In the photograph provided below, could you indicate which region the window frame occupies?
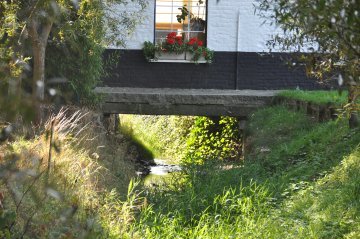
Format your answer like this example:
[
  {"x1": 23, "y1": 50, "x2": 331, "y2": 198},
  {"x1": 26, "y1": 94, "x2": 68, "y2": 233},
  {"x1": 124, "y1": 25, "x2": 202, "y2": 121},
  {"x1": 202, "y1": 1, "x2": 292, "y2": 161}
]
[{"x1": 153, "y1": 0, "x2": 208, "y2": 46}]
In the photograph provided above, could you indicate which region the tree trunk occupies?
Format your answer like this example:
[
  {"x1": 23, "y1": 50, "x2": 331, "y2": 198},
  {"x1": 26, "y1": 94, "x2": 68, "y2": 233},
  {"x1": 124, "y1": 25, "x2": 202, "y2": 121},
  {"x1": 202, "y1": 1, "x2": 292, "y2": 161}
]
[
  {"x1": 27, "y1": 17, "x2": 53, "y2": 123},
  {"x1": 31, "y1": 41, "x2": 46, "y2": 100},
  {"x1": 348, "y1": 84, "x2": 359, "y2": 128}
]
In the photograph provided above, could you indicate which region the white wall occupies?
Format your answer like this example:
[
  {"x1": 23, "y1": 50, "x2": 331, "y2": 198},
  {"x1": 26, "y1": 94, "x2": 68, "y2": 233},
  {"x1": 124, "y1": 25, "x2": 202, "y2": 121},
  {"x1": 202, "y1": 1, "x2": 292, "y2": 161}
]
[
  {"x1": 208, "y1": 0, "x2": 280, "y2": 52},
  {"x1": 111, "y1": 0, "x2": 279, "y2": 52},
  {"x1": 125, "y1": 2, "x2": 155, "y2": 50},
  {"x1": 107, "y1": 0, "x2": 155, "y2": 49}
]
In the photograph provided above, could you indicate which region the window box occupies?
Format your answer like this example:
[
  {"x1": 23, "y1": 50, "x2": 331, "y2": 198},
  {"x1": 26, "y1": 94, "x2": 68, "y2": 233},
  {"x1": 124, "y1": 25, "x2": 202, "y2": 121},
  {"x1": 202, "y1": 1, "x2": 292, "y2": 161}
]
[
  {"x1": 155, "y1": 52, "x2": 186, "y2": 61},
  {"x1": 143, "y1": 34, "x2": 213, "y2": 64},
  {"x1": 143, "y1": 33, "x2": 189, "y2": 62}
]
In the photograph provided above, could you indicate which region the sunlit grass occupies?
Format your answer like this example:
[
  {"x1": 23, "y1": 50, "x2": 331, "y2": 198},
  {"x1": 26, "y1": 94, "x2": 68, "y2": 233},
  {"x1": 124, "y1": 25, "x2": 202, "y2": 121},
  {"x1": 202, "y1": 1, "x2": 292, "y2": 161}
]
[
  {"x1": 278, "y1": 90, "x2": 348, "y2": 105},
  {"x1": 124, "y1": 106, "x2": 359, "y2": 238},
  {"x1": 120, "y1": 114, "x2": 195, "y2": 163},
  {"x1": 2, "y1": 106, "x2": 358, "y2": 238}
]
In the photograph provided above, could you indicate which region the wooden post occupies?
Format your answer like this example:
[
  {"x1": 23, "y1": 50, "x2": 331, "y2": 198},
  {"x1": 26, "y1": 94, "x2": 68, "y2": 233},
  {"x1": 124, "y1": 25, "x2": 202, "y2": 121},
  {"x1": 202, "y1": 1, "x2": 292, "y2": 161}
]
[
  {"x1": 115, "y1": 114, "x2": 120, "y2": 133},
  {"x1": 103, "y1": 113, "x2": 111, "y2": 133},
  {"x1": 103, "y1": 114, "x2": 120, "y2": 134},
  {"x1": 238, "y1": 117, "x2": 247, "y2": 160}
]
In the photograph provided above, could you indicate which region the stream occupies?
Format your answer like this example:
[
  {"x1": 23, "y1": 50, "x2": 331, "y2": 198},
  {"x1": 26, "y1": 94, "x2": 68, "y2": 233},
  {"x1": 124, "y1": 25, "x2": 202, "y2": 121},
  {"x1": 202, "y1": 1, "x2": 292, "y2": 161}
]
[{"x1": 143, "y1": 159, "x2": 181, "y2": 185}]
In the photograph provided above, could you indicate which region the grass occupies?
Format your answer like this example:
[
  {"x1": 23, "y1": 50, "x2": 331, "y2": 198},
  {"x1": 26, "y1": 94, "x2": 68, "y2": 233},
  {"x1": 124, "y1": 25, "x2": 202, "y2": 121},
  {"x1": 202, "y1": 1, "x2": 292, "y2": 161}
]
[
  {"x1": 1, "y1": 106, "x2": 359, "y2": 238},
  {"x1": 0, "y1": 108, "x2": 142, "y2": 238},
  {"x1": 120, "y1": 115, "x2": 195, "y2": 163},
  {"x1": 117, "y1": 120, "x2": 155, "y2": 165},
  {"x1": 124, "y1": 106, "x2": 360, "y2": 238},
  {"x1": 278, "y1": 90, "x2": 348, "y2": 105},
  {"x1": 279, "y1": 148, "x2": 360, "y2": 238}
]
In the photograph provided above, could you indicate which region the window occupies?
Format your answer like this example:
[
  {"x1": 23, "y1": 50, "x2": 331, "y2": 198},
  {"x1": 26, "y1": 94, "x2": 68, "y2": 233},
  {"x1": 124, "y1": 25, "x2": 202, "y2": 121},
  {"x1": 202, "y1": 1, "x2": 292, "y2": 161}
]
[{"x1": 155, "y1": 0, "x2": 207, "y2": 44}]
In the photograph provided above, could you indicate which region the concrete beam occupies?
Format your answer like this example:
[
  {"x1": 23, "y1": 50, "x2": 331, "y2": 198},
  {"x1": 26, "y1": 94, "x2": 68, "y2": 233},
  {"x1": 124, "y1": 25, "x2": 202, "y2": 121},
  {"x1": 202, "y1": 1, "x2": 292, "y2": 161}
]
[{"x1": 95, "y1": 87, "x2": 280, "y2": 116}]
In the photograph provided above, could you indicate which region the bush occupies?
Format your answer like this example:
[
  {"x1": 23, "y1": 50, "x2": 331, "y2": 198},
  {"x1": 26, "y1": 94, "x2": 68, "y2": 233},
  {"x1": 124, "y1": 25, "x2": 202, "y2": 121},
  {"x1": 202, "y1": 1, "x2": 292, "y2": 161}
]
[{"x1": 184, "y1": 116, "x2": 242, "y2": 164}]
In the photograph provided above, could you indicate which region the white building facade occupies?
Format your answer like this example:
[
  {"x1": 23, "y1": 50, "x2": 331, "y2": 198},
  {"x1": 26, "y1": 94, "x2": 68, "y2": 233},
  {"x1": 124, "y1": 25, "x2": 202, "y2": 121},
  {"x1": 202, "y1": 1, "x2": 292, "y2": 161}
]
[{"x1": 103, "y1": 0, "x2": 323, "y2": 90}]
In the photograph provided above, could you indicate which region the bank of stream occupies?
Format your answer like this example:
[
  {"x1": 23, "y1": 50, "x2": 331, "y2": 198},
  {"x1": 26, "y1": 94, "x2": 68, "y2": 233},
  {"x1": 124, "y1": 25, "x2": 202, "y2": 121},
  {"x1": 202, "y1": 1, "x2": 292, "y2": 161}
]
[
  {"x1": 121, "y1": 114, "x2": 243, "y2": 182},
  {"x1": 113, "y1": 106, "x2": 360, "y2": 239}
]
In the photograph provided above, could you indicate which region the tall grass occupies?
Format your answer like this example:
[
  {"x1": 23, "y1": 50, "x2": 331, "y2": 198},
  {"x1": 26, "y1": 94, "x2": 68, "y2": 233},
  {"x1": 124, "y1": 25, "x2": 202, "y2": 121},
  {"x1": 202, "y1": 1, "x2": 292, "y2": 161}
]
[
  {"x1": 2, "y1": 106, "x2": 358, "y2": 238},
  {"x1": 0, "y1": 108, "x2": 141, "y2": 237}
]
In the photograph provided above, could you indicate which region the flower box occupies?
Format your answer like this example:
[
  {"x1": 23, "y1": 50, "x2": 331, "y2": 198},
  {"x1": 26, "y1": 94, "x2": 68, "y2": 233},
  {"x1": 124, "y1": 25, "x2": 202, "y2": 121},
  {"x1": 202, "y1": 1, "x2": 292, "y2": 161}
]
[
  {"x1": 155, "y1": 52, "x2": 186, "y2": 60},
  {"x1": 143, "y1": 32, "x2": 213, "y2": 64},
  {"x1": 185, "y1": 52, "x2": 206, "y2": 62}
]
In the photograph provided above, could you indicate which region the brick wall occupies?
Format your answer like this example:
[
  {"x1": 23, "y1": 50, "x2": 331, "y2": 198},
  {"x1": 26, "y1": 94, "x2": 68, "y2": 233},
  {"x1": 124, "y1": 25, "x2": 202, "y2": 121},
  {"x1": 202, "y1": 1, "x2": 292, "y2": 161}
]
[
  {"x1": 101, "y1": 49, "x2": 326, "y2": 90},
  {"x1": 236, "y1": 53, "x2": 321, "y2": 90}
]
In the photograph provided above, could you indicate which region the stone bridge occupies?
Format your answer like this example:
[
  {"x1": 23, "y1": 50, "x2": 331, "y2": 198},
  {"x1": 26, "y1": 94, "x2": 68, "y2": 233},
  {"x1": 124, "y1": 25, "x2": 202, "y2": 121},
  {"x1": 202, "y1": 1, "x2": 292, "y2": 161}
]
[{"x1": 95, "y1": 87, "x2": 280, "y2": 117}]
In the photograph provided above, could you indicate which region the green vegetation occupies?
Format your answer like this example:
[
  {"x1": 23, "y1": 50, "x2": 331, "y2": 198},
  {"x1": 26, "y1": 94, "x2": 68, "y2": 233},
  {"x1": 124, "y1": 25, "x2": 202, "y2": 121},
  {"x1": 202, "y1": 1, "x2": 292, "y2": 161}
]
[
  {"x1": 120, "y1": 115, "x2": 242, "y2": 164},
  {"x1": 0, "y1": 110, "x2": 141, "y2": 237},
  {"x1": 120, "y1": 115, "x2": 195, "y2": 162},
  {"x1": 278, "y1": 90, "x2": 348, "y2": 105},
  {"x1": 1, "y1": 106, "x2": 359, "y2": 237},
  {"x1": 123, "y1": 106, "x2": 359, "y2": 238},
  {"x1": 257, "y1": 0, "x2": 359, "y2": 126},
  {"x1": 0, "y1": 0, "x2": 147, "y2": 120},
  {"x1": 184, "y1": 116, "x2": 242, "y2": 164}
]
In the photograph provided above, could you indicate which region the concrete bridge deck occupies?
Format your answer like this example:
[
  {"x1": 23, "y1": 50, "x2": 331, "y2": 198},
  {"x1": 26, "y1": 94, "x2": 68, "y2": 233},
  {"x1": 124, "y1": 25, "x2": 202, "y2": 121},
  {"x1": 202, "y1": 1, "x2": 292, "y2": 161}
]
[{"x1": 95, "y1": 87, "x2": 281, "y2": 117}]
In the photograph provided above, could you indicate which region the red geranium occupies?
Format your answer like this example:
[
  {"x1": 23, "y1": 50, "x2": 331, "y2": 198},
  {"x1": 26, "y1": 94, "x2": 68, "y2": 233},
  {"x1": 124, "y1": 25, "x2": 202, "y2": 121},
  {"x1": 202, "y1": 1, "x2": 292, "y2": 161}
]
[
  {"x1": 161, "y1": 32, "x2": 185, "y2": 53},
  {"x1": 167, "y1": 32, "x2": 177, "y2": 39},
  {"x1": 166, "y1": 38, "x2": 175, "y2": 45},
  {"x1": 188, "y1": 37, "x2": 203, "y2": 47},
  {"x1": 175, "y1": 35, "x2": 183, "y2": 45},
  {"x1": 188, "y1": 38, "x2": 197, "y2": 46},
  {"x1": 165, "y1": 32, "x2": 183, "y2": 45}
]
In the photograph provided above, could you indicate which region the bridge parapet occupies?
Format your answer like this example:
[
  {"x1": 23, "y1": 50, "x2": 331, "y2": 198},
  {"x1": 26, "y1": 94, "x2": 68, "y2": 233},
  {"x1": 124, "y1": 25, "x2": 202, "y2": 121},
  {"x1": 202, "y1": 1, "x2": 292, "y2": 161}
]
[{"x1": 95, "y1": 87, "x2": 280, "y2": 117}]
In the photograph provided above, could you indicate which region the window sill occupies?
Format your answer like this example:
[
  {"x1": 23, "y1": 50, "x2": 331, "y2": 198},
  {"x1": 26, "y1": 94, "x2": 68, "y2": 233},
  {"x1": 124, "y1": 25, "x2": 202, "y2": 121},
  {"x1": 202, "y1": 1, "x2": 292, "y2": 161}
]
[{"x1": 148, "y1": 59, "x2": 208, "y2": 64}]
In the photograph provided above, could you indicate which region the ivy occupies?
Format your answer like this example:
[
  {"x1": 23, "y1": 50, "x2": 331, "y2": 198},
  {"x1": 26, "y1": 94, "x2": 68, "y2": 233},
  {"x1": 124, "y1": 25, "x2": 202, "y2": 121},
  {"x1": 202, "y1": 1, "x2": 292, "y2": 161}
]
[{"x1": 184, "y1": 117, "x2": 242, "y2": 164}]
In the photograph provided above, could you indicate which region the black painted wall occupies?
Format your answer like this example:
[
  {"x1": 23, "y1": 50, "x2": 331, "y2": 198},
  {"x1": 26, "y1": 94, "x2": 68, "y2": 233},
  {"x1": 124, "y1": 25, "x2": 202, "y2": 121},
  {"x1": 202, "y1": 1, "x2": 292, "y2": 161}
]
[{"x1": 101, "y1": 49, "x2": 326, "y2": 90}]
